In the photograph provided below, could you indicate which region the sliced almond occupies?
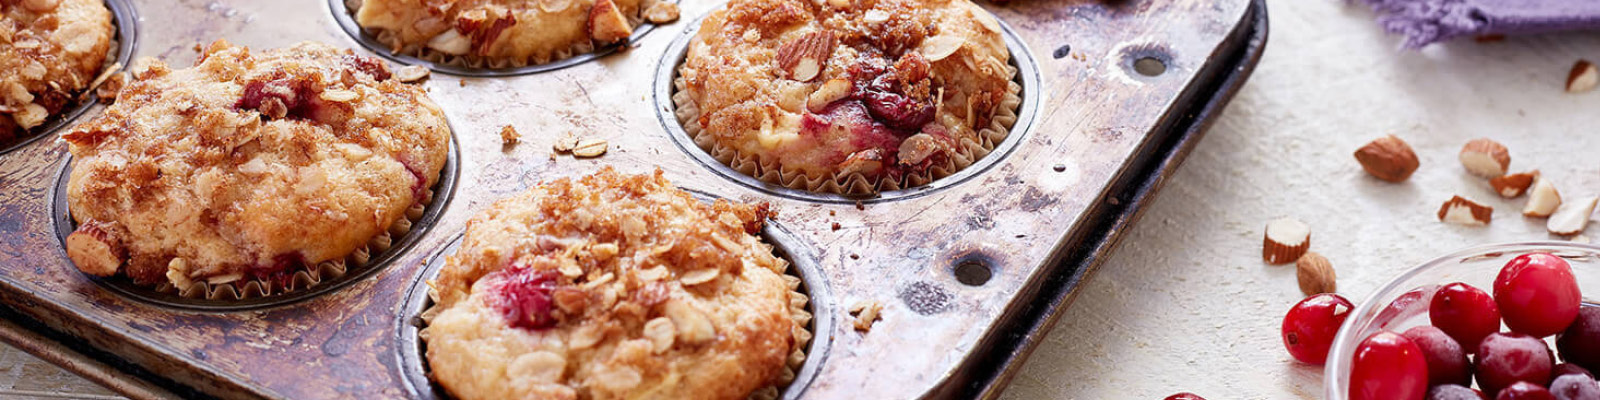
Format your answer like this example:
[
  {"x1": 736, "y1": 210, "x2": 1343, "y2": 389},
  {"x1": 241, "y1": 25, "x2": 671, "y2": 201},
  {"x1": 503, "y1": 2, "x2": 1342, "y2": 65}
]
[
  {"x1": 1353, "y1": 135, "x2": 1419, "y2": 183},
  {"x1": 643, "y1": 1, "x2": 680, "y2": 24},
  {"x1": 637, "y1": 265, "x2": 667, "y2": 281},
  {"x1": 572, "y1": 138, "x2": 608, "y2": 157},
  {"x1": 1262, "y1": 218, "x2": 1310, "y2": 265},
  {"x1": 1524, "y1": 178, "x2": 1562, "y2": 217},
  {"x1": 919, "y1": 34, "x2": 964, "y2": 62},
  {"x1": 863, "y1": 10, "x2": 890, "y2": 23},
  {"x1": 319, "y1": 89, "x2": 359, "y2": 102},
  {"x1": 806, "y1": 78, "x2": 851, "y2": 113},
  {"x1": 588, "y1": 0, "x2": 633, "y2": 44},
  {"x1": 643, "y1": 317, "x2": 676, "y2": 353},
  {"x1": 395, "y1": 65, "x2": 430, "y2": 83},
  {"x1": 776, "y1": 31, "x2": 836, "y2": 82},
  {"x1": 13, "y1": 103, "x2": 47, "y2": 129},
  {"x1": 426, "y1": 29, "x2": 472, "y2": 55},
  {"x1": 1549, "y1": 196, "x2": 1598, "y2": 236},
  {"x1": 66, "y1": 222, "x2": 123, "y2": 277},
  {"x1": 1490, "y1": 170, "x2": 1539, "y2": 198},
  {"x1": 1569, "y1": 60, "x2": 1599, "y2": 93},
  {"x1": 679, "y1": 268, "x2": 719, "y2": 285},
  {"x1": 1459, "y1": 138, "x2": 1510, "y2": 178},
  {"x1": 664, "y1": 300, "x2": 715, "y2": 345},
  {"x1": 1295, "y1": 252, "x2": 1336, "y2": 296},
  {"x1": 1438, "y1": 195, "x2": 1493, "y2": 226}
]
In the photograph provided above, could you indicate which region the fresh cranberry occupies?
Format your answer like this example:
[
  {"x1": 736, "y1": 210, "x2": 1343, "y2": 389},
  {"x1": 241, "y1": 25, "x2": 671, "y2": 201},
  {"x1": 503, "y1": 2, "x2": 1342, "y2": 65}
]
[
  {"x1": 1405, "y1": 325, "x2": 1473, "y2": 386},
  {"x1": 1429, "y1": 384, "x2": 1488, "y2": 400},
  {"x1": 1497, "y1": 382, "x2": 1556, "y2": 400},
  {"x1": 1495, "y1": 253, "x2": 1582, "y2": 338},
  {"x1": 1281, "y1": 293, "x2": 1353, "y2": 365},
  {"x1": 486, "y1": 267, "x2": 560, "y2": 330},
  {"x1": 1477, "y1": 332, "x2": 1557, "y2": 397},
  {"x1": 1350, "y1": 331, "x2": 1430, "y2": 400},
  {"x1": 1558, "y1": 307, "x2": 1600, "y2": 373},
  {"x1": 1550, "y1": 374, "x2": 1600, "y2": 400},
  {"x1": 1163, "y1": 393, "x2": 1205, "y2": 400},
  {"x1": 1432, "y1": 282, "x2": 1503, "y2": 353},
  {"x1": 1554, "y1": 363, "x2": 1594, "y2": 381}
]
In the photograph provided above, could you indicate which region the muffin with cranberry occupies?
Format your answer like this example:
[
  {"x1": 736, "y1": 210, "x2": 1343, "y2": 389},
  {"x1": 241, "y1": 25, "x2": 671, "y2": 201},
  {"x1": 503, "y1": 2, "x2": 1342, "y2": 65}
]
[
  {"x1": 354, "y1": 0, "x2": 666, "y2": 68},
  {"x1": 424, "y1": 168, "x2": 810, "y2": 400},
  {"x1": 61, "y1": 40, "x2": 450, "y2": 298},
  {"x1": 675, "y1": 0, "x2": 1019, "y2": 194},
  {"x1": 1, "y1": 0, "x2": 114, "y2": 145}
]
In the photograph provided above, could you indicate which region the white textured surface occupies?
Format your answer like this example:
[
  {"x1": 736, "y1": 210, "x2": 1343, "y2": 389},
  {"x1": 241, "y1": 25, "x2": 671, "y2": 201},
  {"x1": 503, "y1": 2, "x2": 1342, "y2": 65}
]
[{"x1": 1002, "y1": 0, "x2": 1600, "y2": 398}]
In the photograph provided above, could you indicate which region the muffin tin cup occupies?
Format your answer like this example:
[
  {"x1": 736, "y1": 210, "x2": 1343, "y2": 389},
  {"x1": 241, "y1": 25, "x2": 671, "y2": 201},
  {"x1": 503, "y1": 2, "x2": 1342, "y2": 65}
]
[
  {"x1": 47, "y1": 132, "x2": 460, "y2": 311},
  {"x1": 328, "y1": 0, "x2": 674, "y2": 77},
  {"x1": 0, "y1": 0, "x2": 140, "y2": 155},
  {"x1": 395, "y1": 201, "x2": 834, "y2": 400},
  {"x1": 652, "y1": 9, "x2": 1041, "y2": 203}
]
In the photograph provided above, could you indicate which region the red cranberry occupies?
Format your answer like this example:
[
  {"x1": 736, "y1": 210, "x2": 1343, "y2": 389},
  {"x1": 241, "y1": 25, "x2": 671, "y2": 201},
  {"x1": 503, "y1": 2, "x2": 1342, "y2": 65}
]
[
  {"x1": 343, "y1": 54, "x2": 391, "y2": 81},
  {"x1": 860, "y1": 90, "x2": 933, "y2": 131},
  {"x1": 1477, "y1": 332, "x2": 1557, "y2": 397},
  {"x1": 1350, "y1": 331, "x2": 1429, "y2": 400},
  {"x1": 1558, "y1": 308, "x2": 1600, "y2": 373},
  {"x1": 1550, "y1": 374, "x2": 1600, "y2": 400},
  {"x1": 1163, "y1": 393, "x2": 1205, "y2": 400},
  {"x1": 487, "y1": 267, "x2": 560, "y2": 330},
  {"x1": 1281, "y1": 293, "x2": 1353, "y2": 365},
  {"x1": 1432, "y1": 282, "x2": 1503, "y2": 353},
  {"x1": 1429, "y1": 384, "x2": 1489, "y2": 400},
  {"x1": 1404, "y1": 325, "x2": 1474, "y2": 386},
  {"x1": 1497, "y1": 382, "x2": 1556, "y2": 400},
  {"x1": 1495, "y1": 253, "x2": 1582, "y2": 338}
]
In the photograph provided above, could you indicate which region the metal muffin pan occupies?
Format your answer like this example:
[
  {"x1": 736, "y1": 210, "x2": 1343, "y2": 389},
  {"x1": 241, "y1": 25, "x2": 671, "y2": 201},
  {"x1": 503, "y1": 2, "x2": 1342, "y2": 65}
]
[
  {"x1": 0, "y1": 0, "x2": 139, "y2": 155},
  {"x1": 652, "y1": 11, "x2": 1041, "y2": 203},
  {"x1": 327, "y1": 0, "x2": 673, "y2": 77},
  {"x1": 46, "y1": 132, "x2": 460, "y2": 311},
  {"x1": 395, "y1": 210, "x2": 835, "y2": 400},
  {"x1": 0, "y1": 0, "x2": 1268, "y2": 398}
]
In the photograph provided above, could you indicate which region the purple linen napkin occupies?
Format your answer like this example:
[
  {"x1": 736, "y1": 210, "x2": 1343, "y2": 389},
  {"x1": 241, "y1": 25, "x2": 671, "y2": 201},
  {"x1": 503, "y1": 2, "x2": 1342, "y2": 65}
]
[{"x1": 1357, "y1": 0, "x2": 1600, "y2": 48}]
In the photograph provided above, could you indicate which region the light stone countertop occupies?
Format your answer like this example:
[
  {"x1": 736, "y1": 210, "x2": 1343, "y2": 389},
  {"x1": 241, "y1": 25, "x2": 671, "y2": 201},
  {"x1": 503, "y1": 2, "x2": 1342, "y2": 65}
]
[{"x1": 10, "y1": 0, "x2": 1600, "y2": 398}]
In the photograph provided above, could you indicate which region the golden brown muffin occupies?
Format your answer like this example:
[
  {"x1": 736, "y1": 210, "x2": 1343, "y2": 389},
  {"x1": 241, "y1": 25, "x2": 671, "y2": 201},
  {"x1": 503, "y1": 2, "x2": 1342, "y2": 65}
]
[
  {"x1": 675, "y1": 0, "x2": 1018, "y2": 194},
  {"x1": 425, "y1": 168, "x2": 809, "y2": 400},
  {"x1": 0, "y1": 0, "x2": 113, "y2": 144},
  {"x1": 61, "y1": 40, "x2": 450, "y2": 293},
  {"x1": 354, "y1": 0, "x2": 654, "y2": 67}
]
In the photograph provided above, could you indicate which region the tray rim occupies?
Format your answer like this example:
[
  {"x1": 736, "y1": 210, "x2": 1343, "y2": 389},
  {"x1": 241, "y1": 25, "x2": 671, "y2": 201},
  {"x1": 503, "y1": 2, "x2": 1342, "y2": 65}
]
[{"x1": 0, "y1": 0, "x2": 1271, "y2": 398}]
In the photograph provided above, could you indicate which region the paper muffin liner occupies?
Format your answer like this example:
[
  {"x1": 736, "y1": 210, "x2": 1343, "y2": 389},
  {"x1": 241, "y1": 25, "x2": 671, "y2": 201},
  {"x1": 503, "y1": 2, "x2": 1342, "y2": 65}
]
[
  {"x1": 673, "y1": 65, "x2": 1022, "y2": 195},
  {"x1": 150, "y1": 188, "x2": 435, "y2": 301},
  {"x1": 415, "y1": 239, "x2": 814, "y2": 399},
  {"x1": 343, "y1": 0, "x2": 647, "y2": 70}
]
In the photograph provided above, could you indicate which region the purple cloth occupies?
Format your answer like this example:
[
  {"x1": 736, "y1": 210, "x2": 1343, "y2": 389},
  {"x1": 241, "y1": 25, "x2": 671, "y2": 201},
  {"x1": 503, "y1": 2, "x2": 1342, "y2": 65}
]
[{"x1": 1357, "y1": 0, "x2": 1600, "y2": 48}]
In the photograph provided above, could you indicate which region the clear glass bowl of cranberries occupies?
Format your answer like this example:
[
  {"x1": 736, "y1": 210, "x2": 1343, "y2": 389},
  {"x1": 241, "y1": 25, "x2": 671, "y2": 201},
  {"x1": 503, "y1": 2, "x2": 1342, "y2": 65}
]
[{"x1": 1323, "y1": 242, "x2": 1600, "y2": 400}]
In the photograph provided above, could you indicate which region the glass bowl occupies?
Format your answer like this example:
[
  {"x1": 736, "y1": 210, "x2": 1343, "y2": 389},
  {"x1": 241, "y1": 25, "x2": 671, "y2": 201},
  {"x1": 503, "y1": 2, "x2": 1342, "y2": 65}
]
[{"x1": 1324, "y1": 241, "x2": 1600, "y2": 399}]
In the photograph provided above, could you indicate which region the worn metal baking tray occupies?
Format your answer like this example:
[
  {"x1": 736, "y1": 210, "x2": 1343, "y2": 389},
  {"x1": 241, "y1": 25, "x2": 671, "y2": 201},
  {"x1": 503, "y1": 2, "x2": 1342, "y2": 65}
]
[{"x1": 0, "y1": 0, "x2": 1267, "y2": 398}]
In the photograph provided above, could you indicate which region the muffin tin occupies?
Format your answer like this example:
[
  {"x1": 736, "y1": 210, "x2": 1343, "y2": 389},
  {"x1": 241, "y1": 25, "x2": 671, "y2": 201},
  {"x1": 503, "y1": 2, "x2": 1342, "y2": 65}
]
[
  {"x1": 0, "y1": 0, "x2": 1268, "y2": 398},
  {"x1": 0, "y1": 0, "x2": 138, "y2": 155}
]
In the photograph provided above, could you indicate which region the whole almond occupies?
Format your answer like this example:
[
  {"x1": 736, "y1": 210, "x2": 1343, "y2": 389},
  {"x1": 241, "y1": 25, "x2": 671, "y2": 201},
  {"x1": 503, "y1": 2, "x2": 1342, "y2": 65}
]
[
  {"x1": 1295, "y1": 252, "x2": 1336, "y2": 296},
  {"x1": 776, "y1": 31, "x2": 836, "y2": 82},
  {"x1": 1353, "y1": 135, "x2": 1419, "y2": 183}
]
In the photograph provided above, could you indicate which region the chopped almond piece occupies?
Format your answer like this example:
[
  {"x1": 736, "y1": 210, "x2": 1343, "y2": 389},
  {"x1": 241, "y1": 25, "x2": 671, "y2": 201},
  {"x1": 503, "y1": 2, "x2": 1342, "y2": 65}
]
[{"x1": 1438, "y1": 195, "x2": 1493, "y2": 226}]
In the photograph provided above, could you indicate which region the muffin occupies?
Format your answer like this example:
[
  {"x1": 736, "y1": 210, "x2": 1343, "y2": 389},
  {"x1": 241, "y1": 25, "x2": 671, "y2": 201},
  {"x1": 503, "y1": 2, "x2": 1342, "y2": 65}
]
[
  {"x1": 353, "y1": 0, "x2": 662, "y2": 68},
  {"x1": 424, "y1": 168, "x2": 810, "y2": 400},
  {"x1": 675, "y1": 0, "x2": 1020, "y2": 194},
  {"x1": 61, "y1": 40, "x2": 451, "y2": 298},
  {"x1": 1, "y1": 0, "x2": 114, "y2": 144}
]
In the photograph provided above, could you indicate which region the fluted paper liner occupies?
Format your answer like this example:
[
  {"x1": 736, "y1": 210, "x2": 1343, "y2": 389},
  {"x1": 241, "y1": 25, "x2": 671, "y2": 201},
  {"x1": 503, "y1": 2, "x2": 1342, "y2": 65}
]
[
  {"x1": 342, "y1": 0, "x2": 647, "y2": 70},
  {"x1": 416, "y1": 241, "x2": 813, "y2": 399},
  {"x1": 673, "y1": 65, "x2": 1022, "y2": 195},
  {"x1": 152, "y1": 188, "x2": 434, "y2": 300}
]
